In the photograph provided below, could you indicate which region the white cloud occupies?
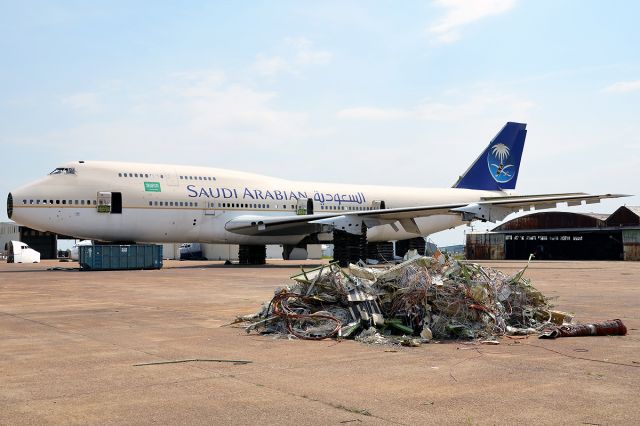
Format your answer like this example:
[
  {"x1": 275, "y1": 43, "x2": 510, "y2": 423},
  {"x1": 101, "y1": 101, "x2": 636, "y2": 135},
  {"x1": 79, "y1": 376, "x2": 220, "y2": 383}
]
[
  {"x1": 338, "y1": 107, "x2": 409, "y2": 120},
  {"x1": 60, "y1": 92, "x2": 102, "y2": 112},
  {"x1": 49, "y1": 70, "x2": 313, "y2": 162},
  {"x1": 338, "y1": 92, "x2": 535, "y2": 122},
  {"x1": 253, "y1": 54, "x2": 289, "y2": 77},
  {"x1": 252, "y1": 37, "x2": 332, "y2": 76},
  {"x1": 287, "y1": 37, "x2": 332, "y2": 65},
  {"x1": 427, "y1": 0, "x2": 517, "y2": 43},
  {"x1": 602, "y1": 80, "x2": 640, "y2": 93}
]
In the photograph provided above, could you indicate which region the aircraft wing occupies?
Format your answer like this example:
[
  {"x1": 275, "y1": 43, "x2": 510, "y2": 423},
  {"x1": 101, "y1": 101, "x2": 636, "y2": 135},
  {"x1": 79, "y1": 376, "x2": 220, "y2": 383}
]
[
  {"x1": 450, "y1": 192, "x2": 629, "y2": 222},
  {"x1": 224, "y1": 193, "x2": 629, "y2": 237}
]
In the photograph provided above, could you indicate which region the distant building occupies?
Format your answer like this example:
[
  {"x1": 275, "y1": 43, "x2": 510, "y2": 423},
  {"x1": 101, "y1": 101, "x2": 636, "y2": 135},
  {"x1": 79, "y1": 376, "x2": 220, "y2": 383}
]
[
  {"x1": 1, "y1": 222, "x2": 60, "y2": 259},
  {"x1": 1, "y1": 222, "x2": 20, "y2": 258},
  {"x1": 466, "y1": 206, "x2": 640, "y2": 261}
]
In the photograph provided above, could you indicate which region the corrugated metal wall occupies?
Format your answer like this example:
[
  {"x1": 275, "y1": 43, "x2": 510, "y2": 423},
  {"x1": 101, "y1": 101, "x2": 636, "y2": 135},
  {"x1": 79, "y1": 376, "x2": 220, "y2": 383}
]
[
  {"x1": 465, "y1": 233, "x2": 505, "y2": 260},
  {"x1": 622, "y1": 230, "x2": 640, "y2": 261},
  {"x1": 1, "y1": 222, "x2": 20, "y2": 254}
]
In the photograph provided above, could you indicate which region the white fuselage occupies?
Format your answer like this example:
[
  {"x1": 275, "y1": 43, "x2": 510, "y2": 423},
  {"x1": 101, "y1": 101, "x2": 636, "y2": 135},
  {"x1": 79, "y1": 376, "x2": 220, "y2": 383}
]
[{"x1": 9, "y1": 161, "x2": 503, "y2": 244}]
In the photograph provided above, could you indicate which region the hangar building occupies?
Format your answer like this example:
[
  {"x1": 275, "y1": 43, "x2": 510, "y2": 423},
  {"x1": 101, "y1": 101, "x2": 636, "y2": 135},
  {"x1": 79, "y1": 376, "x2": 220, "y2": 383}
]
[
  {"x1": 466, "y1": 206, "x2": 640, "y2": 261},
  {"x1": 1, "y1": 223, "x2": 62, "y2": 259}
]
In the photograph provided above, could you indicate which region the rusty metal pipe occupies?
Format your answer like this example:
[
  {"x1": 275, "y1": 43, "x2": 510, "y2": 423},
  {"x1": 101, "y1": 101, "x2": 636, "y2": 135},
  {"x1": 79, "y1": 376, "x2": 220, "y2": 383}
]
[{"x1": 540, "y1": 319, "x2": 627, "y2": 339}]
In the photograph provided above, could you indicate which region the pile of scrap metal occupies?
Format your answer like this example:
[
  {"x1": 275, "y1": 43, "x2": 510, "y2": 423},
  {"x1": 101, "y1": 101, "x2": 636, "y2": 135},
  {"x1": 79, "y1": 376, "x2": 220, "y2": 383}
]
[{"x1": 237, "y1": 256, "x2": 626, "y2": 345}]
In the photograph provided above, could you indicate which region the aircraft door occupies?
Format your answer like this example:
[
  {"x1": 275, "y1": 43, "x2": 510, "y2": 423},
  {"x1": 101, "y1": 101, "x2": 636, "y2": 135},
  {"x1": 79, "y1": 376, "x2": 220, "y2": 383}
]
[
  {"x1": 97, "y1": 192, "x2": 122, "y2": 214},
  {"x1": 111, "y1": 192, "x2": 122, "y2": 214},
  {"x1": 371, "y1": 200, "x2": 386, "y2": 210},
  {"x1": 296, "y1": 198, "x2": 313, "y2": 215},
  {"x1": 166, "y1": 169, "x2": 179, "y2": 186},
  {"x1": 204, "y1": 201, "x2": 219, "y2": 216}
]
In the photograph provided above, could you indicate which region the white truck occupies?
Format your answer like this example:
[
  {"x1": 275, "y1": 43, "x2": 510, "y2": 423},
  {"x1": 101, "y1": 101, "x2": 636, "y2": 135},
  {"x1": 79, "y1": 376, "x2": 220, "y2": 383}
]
[{"x1": 7, "y1": 241, "x2": 41, "y2": 263}]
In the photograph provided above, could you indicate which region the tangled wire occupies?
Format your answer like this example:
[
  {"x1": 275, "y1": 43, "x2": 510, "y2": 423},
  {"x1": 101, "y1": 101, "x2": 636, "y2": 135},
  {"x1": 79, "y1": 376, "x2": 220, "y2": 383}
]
[{"x1": 238, "y1": 256, "x2": 569, "y2": 343}]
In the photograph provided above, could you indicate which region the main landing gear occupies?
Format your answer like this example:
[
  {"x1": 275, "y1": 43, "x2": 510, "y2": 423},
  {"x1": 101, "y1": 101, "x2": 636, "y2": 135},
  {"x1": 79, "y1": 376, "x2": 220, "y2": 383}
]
[
  {"x1": 394, "y1": 237, "x2": 427, "y2": 258},
  {"x1": 332, "y1": 224, "x2": 368, "y2": 267},
  {"x1": 238, "y1": 245, "x2": 266, "y2": 265}
]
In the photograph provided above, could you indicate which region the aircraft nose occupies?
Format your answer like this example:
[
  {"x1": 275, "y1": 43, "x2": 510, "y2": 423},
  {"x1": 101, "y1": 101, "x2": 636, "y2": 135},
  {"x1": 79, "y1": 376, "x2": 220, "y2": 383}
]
[
  {"x1": 8, "y1": 186, "x2": 30, "y2": 223},
  {"x1": 7, "y1": 192, "x2": 13, "y2": 219}
]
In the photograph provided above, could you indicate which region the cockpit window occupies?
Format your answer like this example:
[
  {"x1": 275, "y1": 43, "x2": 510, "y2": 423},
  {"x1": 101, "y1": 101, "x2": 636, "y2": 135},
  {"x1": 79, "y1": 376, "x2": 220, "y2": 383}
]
[{"x1": 49, "y1": 167, "x2": 76, "y2": 175}]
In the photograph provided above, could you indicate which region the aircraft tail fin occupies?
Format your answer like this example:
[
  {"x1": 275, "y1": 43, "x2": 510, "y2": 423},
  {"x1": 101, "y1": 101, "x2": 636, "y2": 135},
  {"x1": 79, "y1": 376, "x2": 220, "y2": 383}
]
[{"x1": 453, "y1": 122, "x2": 527, "y2": 191}]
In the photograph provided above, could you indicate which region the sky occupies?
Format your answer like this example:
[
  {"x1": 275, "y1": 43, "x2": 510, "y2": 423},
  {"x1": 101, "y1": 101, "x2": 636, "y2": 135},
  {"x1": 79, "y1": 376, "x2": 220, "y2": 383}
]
[{"x1": 1, "y1": 0, "x2": 639, "y2": 246}]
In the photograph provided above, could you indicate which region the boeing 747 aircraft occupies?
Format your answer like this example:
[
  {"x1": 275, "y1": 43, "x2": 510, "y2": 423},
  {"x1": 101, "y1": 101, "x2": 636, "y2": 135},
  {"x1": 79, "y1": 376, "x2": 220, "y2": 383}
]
[{"x1": 7, "y1": 122, "x2": 627, "y2": 264}]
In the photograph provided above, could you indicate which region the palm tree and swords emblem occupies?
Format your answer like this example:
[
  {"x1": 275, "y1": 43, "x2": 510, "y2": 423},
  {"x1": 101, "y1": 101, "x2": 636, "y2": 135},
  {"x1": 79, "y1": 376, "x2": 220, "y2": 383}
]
[{"x1": 487, "y1": 143, "x2": 515, "y2": 183}]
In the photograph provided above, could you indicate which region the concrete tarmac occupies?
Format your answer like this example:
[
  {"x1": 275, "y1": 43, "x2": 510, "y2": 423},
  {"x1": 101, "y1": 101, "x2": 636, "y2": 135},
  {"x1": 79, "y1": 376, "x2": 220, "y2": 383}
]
[{"x1": 1, "y1": 259, "x2": 639, "y2": 425}]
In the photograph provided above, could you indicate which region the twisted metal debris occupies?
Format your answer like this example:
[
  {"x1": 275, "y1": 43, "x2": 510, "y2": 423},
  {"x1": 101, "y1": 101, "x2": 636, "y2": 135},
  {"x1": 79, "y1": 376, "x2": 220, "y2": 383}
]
[{"x1": 238, "y1": 255, "x2": 577, "y2": 344}]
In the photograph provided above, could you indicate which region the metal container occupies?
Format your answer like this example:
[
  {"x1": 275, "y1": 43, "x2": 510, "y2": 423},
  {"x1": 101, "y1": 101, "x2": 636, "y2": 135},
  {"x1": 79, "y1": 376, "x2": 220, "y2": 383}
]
[{"x1": 79, "y1": 244, "x2": 163, "y2": 271}]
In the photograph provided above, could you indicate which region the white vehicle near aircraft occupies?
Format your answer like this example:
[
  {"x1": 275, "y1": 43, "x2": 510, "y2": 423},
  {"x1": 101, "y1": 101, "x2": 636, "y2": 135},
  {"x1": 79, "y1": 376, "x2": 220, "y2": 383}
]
[
  {"x1": 69, "y1": 240, "x2": 93, "y2": 261},
  {"x1": 7, "y1": 241, "x2": 41, "y2": 263},
  {"x1": 6, "y1": 122, "x2": 627, "y2": 265},
  {"x1": 179, "y1": 243, "x2": 205, "y2": 260}
]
